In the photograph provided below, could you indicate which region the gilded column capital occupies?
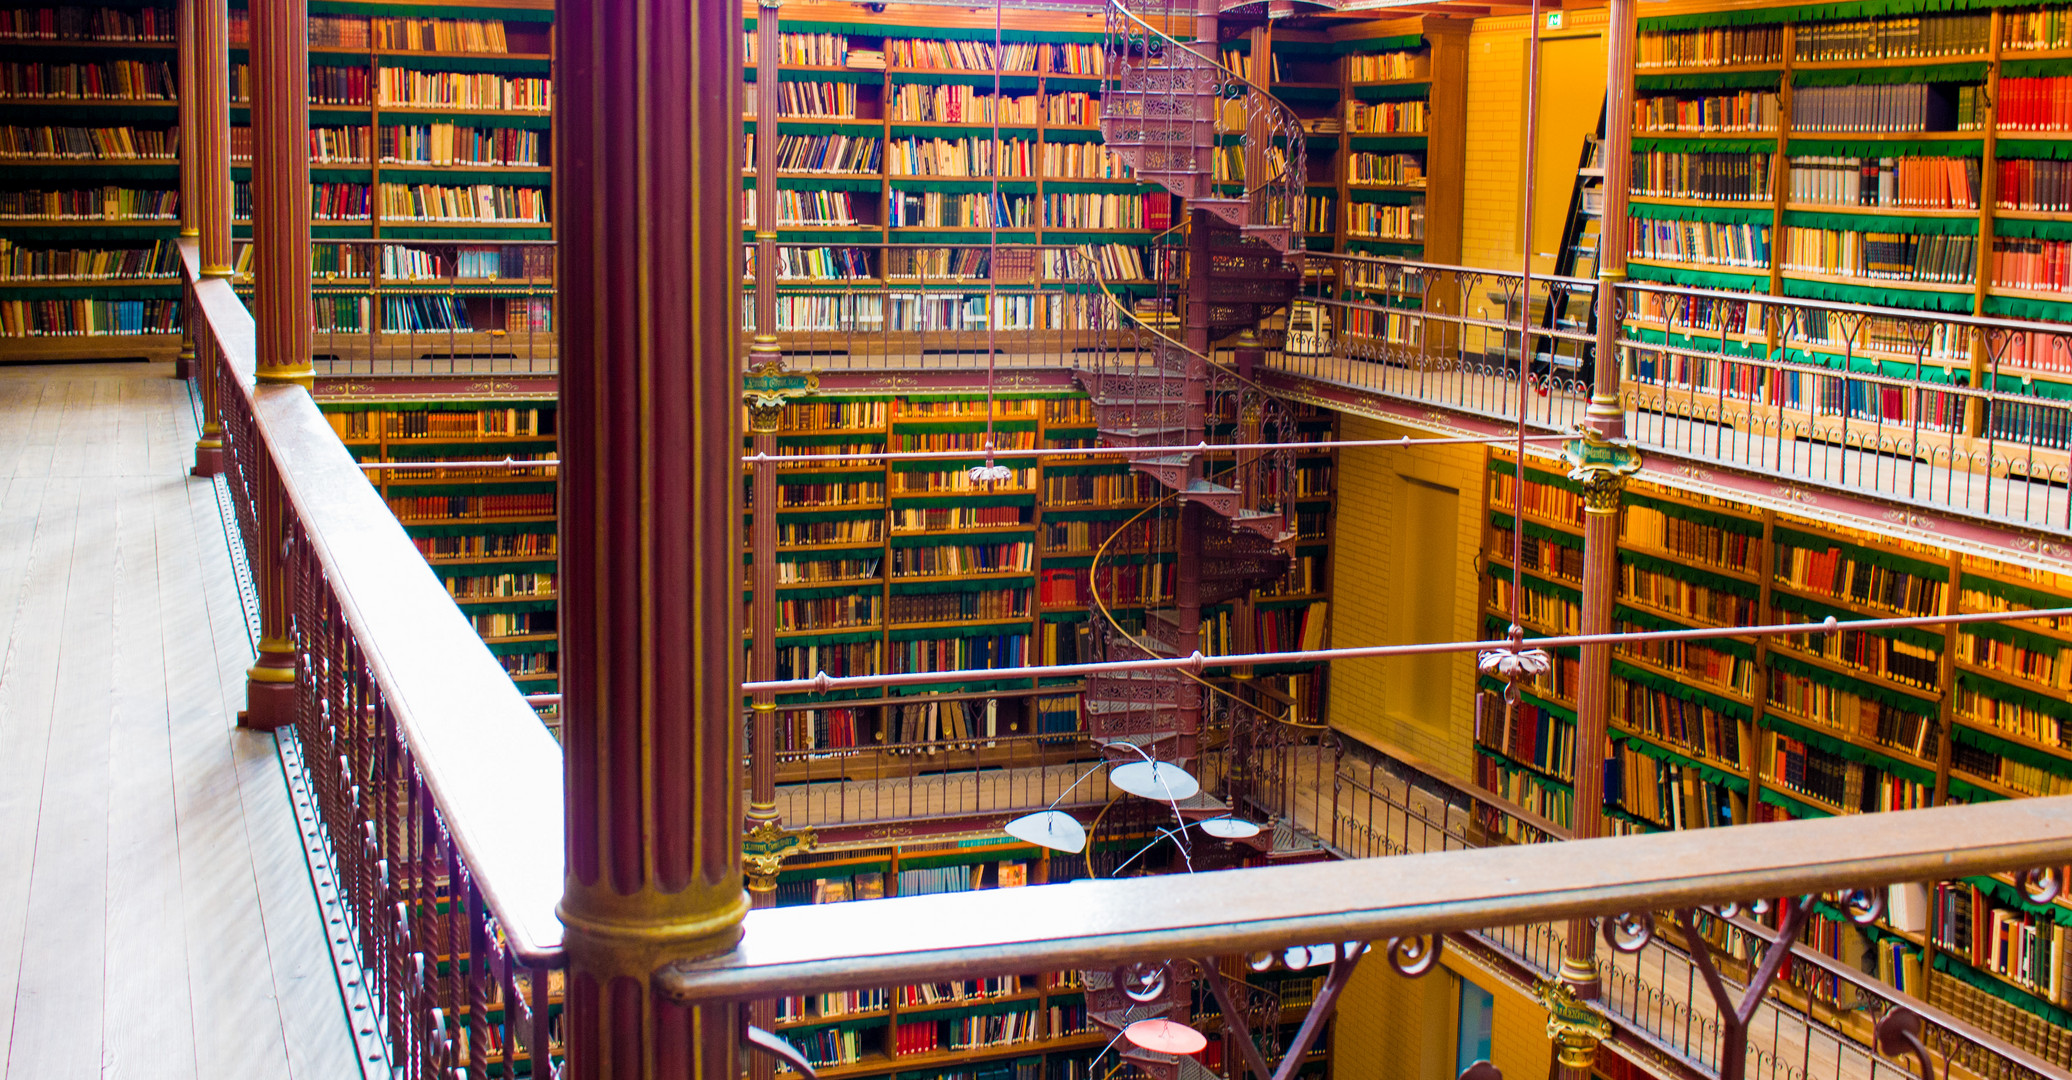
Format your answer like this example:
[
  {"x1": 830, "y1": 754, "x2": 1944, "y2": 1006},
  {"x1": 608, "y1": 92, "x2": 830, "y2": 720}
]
[
  {"x1": 743, "y1": 359, "x2": 818, "y2": 433},
  {"x1": 1561, "y1": 428, "x2": 1641, "y2": 515},
  {"x1": 743, "y1": 818, "x2": 816, "y2": 892},
  {"x1": 1536, "y1": 979, "x2": 1614, "y2": 1069}
]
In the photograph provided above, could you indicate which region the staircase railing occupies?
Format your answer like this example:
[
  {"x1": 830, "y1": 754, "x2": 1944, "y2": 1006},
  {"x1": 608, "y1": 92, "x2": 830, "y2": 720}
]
[{"x1": 1103, "y1": 0, "x2": 1306, "y2": 252}]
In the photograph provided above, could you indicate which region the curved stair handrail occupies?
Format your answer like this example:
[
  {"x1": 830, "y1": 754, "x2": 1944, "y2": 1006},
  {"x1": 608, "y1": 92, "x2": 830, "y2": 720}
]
[{"x1": 1103, "y1": 0, "x2": 1307, "y2": 251}]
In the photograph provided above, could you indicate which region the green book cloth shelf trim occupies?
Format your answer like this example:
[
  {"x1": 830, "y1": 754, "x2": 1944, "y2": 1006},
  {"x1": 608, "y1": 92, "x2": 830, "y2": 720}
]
[
  {"x1": 1962, "y1": 873, "x2": 2072, "y2": 928},
  {"x1": 1346, "y1": 135, "x2": 1428, "y2": 152},
  {"x1": 1038, "y1": 127, "x2": 1105, "y2": 144},
  {"x1": 1347, "y1": 240, "x2": 1425, "y2": 256},
  {"x1": 1626, "y1": 260, "x2": 1770, "y2": 291},
  {"x1": 770, "y1": 629, "x2": 880, "y2": 647},
  {"x1": 1040, "y1": 506, "x2": 1138, "y2": 520},
  {"x1": 402, "y1": 520, "x2": 551, "y2": 539},
  {"x1": 755, "y1": 583, "x2": 872, "y2": 602},
  {"x1": 378, "y1": 53, "x2": 548, "y2": 74},
  {"x1": 1994, "y1": 216, "x2": 2072, "y2": 241},
  {"x1": 381, "y1": 166, "x2": 549, "y2": 187},
  {"x1": 1780, "y1": 274, "x2": 1977, "y2": 314},
  {"x1": 1930, "y1": 952, "x2": 2072, "y2": 1028},
  {"x1": 761, "y1": 508, "x2": 882, "y2": 524},
  {"x1": 885, "y1": 623, "x2": 1030, "y2": 643},
  {"x1": 0, "y1": 283, "x2": 179, "y2": 300},
  {"x1": 1613, "y1": 604, "x2": 1757, "y2": 660},
  {"x1": 1605, "y1": 807, "x2": 1666, "y2": 832},
  {"x1": 1039, "y1": 230, "x2": 1155, "y2": 246},
  {"x1": 1955, "y1": 669, "x2": 2072, "y2": 722},
  {"x1": 484, "y1": 639, "x2": 556, "y2": 657},
  {"x1": 1998, "y1": 57, "x2": 2072, "y2": 79},
  {"x1": 773, "y1": 858, "x2": 889, "y2": 886},
  {"x1": 890, "y1": 493, "x2": 1035, "y2": 509},
  {"x1": 1771, "y1": 590, "x2": 1946, "y2": 651},
  {"x1": 459, "y1": 599, "x2": 555, "y2": 616},
  {"x1": 1627, "y1": 324, "x2": 1771, "y2": 360},
  {"x1": 742, "y1": 174, "x2": 882, "y2": 192},
  {"x1": 1278, "y1": 84, "x2": 1347, "y2": 102},
  {"x1": 1784, "y1": 209, "x2": 1976, "y2": 235},
  {"x1": 1043, "y1": 463, "x2": 1129, "y2": 477},
  {"x1": 1768, "y1": 651, "x2": 1939, "y2": 717},
  {"x1": 308, "y1": 0, "x2": 553, "y2": 19},
  {"x1": 1606, "y1": 728, "x2": 1751, "y2": 791},
  {"x1": 1641, "y1": 0, "x2": 2016, "y2": 32},
  {"x1": 1473, "y1": 744, "x2": 1576, "y2": 792},
  {"x1": 378, "y1": 225, "x2": 550, "y2": 240},
  {"x1": 1957, "y1": 617, "x2": 2063, "y2": 657},
  {"x1": 1766, "y1": 713, "x2": 1937, "y2": 786},
  {"x1": 1630, "y1": 200, "x2": 1773, "y2": 225},
  {"x1": 1992, "y1": 138, "x2": 2072, "y2": 162},
  {"x1": 897, "y1": 848, "x2": 1037, "y2": 874},
  {"x1": 1485, "y1": 614, "x2": 1581, "y2": 658},
  {"x1": 1484, "y1": 455, "x2": 1579, "y2": 492},
  {"x1": 381, "y1": 111, "x2": 547, "y2": 129},
  {"x1": 1484, "y1": 563, "x2": 1582, "y2": 603},
  {"x1": 1788, "y1": 137, "x2": 1983, "y2": 158},
  {"x1": 1771, "y1": 525, "x2": 1949, "y2": 581},
  {"x1": 1623, "y1": 489, "x2": 1765, "y2": 537},
  {"x1": 1489, "y1": 511, "x2": 1584, "y2": 550},
  {"x1": 1756, "y1": 786, "x2": 1834, "y2": 819},
  {"x1": 1350, "y1": 82, "x2": 1429, "y2": 102},
  {"x1": 888, "y1": 576, "x2": 1035, "y2": 596},
  {"x1": 1631, "y1": 136, "x2": 1775, "y2": 154},
  {"x1": 383, "y1": 480, "x2": 555, "y2": 498},
  {"x1": 769, "y1": 545, "x2": 883, "y2": 562},
  {"x1": 1349, "y1": 188, "x2": 1424, "y2": 205},
  {"x1": 889, "y1": 123, "x2": 1038, "y2": 139},
  {"x1": 1793, "y1": 62, "x2": 1987, "y2": 87},
  {"x1": 1635, "y1": 70, "x2": 1783, "y2": 91},
  {"x1": 1948, "y1": 721, "x2": 2072, "y2": 777},
  {"x1": 888, "y1": 529, "x2": 1034, "y2": 548},
  {"x1": 1990, "y1": 293, "x2": 2072, "y2": 327},
  {"x1": 444, "y1": 559, "x2": 556, "y2": 577},
  {"x1": 1611, "y1": 660, "x2": 1755, "y2": 722},
  {"x1": 1619, "y1": 549, "x2": 1760, "y2": 600},
  {"x1": 0, "y1": 223, "x2": 176, "y2": 240},
  {"x1": 890, "y1": 419, "x2": 1037, "y2": 434},
  {"x1": 1345, "y1": 34, "x2": 1425, "y2": 52},
  {"x1": 1042, "y1": 609, "x2": 1090, "y2": 622}
]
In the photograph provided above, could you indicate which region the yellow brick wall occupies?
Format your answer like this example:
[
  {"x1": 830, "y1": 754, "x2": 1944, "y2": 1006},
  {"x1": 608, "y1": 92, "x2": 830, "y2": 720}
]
[
  {"x1": 1333, "y1": 950, "x2": 1554, "y2": 1080},
  {"x1": 1326, "y1": 416, "x2": 1490, "y2": 776},
  {"x1": 1460, "y1": 9, "x2": 1612, "y2": 274}
]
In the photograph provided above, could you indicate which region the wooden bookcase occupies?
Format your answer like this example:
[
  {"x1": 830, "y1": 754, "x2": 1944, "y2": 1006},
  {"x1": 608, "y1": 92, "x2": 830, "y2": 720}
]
[
  {"x1": 1475, "y1": 446, "x2": 2072, "y2": 1049},
  {"x1": 0, "y1": 0, "x2": 184, "y2": 360},
  {"x1": 747, "y1": 388, "x2": 1339, "y2": 755},
  {"x1": 1623, "y1": 0, "x2": 2072, "y2": 447},
  {"x1": 319, "y1": 393, "x2": 561, "y2": 708}
]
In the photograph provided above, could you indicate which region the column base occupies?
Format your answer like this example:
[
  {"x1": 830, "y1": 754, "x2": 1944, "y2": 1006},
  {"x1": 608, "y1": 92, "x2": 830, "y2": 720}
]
[
  {"x1": 191, "y1": 441, "x2": 224, "y2": 478},
  {"x1": 174, "y1": 352, "x2": 194, "y2": 380},
  {"x1": 239, "y1": 650, "x2": 298, "y2": 731}
]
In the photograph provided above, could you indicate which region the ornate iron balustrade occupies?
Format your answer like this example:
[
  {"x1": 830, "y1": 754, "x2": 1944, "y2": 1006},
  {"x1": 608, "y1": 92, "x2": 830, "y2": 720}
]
[
  {"x1": 1278, "y1": 251, "x2": 2072, "y2": 533},
  {"x1": 184, "y1": 240, "x2": 567, "y2": 1080}
]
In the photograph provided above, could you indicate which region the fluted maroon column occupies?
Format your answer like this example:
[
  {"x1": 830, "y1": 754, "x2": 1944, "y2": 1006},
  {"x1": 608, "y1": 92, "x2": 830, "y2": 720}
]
[
  {"x1": 173, "y1": 0, "x2": 199, "y2": 380},
  {"x1": 192, "y1": 0, "x2": 232, "y2": 277},
  {"x1": 558, "y1": 0, "x2": 746, "y2": 1072},
  {"x1": 235, "y1": 0, "x2": 314, "y2": 732}
]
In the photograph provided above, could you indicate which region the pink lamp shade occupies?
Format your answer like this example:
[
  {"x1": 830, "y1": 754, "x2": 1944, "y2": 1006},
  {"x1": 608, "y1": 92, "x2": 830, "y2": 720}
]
[{"x1": 1122, "y1": 1018, "x2": 1208, "y2": 1055}]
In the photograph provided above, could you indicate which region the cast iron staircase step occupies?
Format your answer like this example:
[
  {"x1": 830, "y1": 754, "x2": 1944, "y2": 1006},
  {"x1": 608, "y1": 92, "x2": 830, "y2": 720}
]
[
  {"x1": 1190, "y1": 196, "x2": 1249, "y2": 229},
  {"x1": 1181, "y1": 478, "x2": 1241, "y2": 517},
  {"x1": 1231, "y1": 508, "x2": 1294, "y2": 543},
  {"x1": 1132, "y1": 453, "x2": 1196, "y2": 492}
]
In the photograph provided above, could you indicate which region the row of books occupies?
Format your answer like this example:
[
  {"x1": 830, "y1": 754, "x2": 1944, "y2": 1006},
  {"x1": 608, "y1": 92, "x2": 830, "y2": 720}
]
[
  {"x1": 0, "y1": 297, "x2": 180, "y2": 336},
  {"x1": 369, "y1": 16, "x2": 515, "y2": 54},
  {"x1": 1628, "y1": 220, "x2": 1770, "y2": 269},
  {"x1": 771, "y1": 595, "x2": 877, "y2": 632},
  {"x1": 1473, "y1": 692, "x2": 1577, "y2": 780},
  {"x1": 753, "y1": 132, "x2": 884, "y2": 173},
  {"x1": 1629, "y1": 151, "x2": 1770, "y2": 201},
  {"x1": 886, "y1": 190, "x2": 1027, "y2": 228},
  {"x1": 1633, "y1": 91, "x2": 1778, "y2": 134},
  {"x1": 1040, "y1": 192, "x2": 1166, "y2": 230},
  {"x1": 496, "y1": 651, "x2": 555, "y2": 677},
  {"x1": 0, "y1": 59, "x2": 173, "y2": 100},
  {"x1": 886, "y1": 632, "x2": 1029, "y2": 674},
  {"x1": 1952, "y1": 741, "x2": 2072, "y2": 798},
  {"x1": 1622, "y1": 562, "x2": 1759, "y2": 625},
  {"x1": 1634, "y1": 26, "x2": 1783, "y2": 69},
  {"x1": 887, "y1": 542, "x2": 1034, "y2": 576},
  {"x1": 0, "y1": 237, "x2": 178, "y2": 280},
  {"x1": 889, "y1": 505, "x2": 1022, "y2": 532},
  {"x1": 1608, "y1": 748, "x2": 1734, "y2": 830},
  {"x1": 890, "y1": 465, "x2": 1036, "y2": 494},
  {"x1": 0, "y1": 5, "x2": 171, "y2": 41},
  {"x1": 443, "y1": 571, "x2": 555, "y2": 600},
  {"x1": 387, "y1": 493, "x2": 554, "y2": 523},
  {"x1": 770, "y1": 480, "x2": 886, "y2": 508},
  {"x1": 375, "y1": 70, "x2": 551, "y2": 111},
  {"x1": 746, "y1": 188, "x2": 862, "y2": 227},
  {"x1": 1994, "y1": 76, "x2": 2072, "y2": 132},
  {"x1": 1623, "y1": 502, "x2": 1760, "y2": 573},
  {"x1": 1614, "y1": 684, "x2": 1742, "y2": 763},
  {"x1": 1793, "y1": 83, "x2": 1971, "y2": 135},
  {"x1": 0, "y1": 184, "x2": 176, "y2": 221},
  {"x1": 1348, "y1": 151, "x2": 1424, "y2": 186},
  {"x1": 775, "y1": 80, "x2": 859, "y2": 119},
  {"x1": 1780, "y1": 227, "x2": 1977, "y2": 287},
  {"x1": 1489, "y1": 471, "x2": 1584, "y2": 526},
  {"x1": 1993, "y1": 238, "x2": 2072, "y2": 293},
  {"x1": 879, "y1": 40, "x2": 1044, "y2": 72},
  {"x1": 1958, "y1": 631, "x2": 2064, "y2": 691},
  {"x1": 308, "y1": 182, "x2": 370, "y2": 220},
  {"x1": 1616, "y1": 625, "x2": 1755, "y2": 696},
  {"x1": 1775, "y1": 543, "x2": 1946, "y2": 616},
  {"x1": 884, "y1": 136, "x2": 1037, "y2": 177},
  {"x1": 749, "y1": 31, "x2": 849, "y2": 68},
  {"x1": 774, "y1": 641, "x2": 878, "y2": 680},
  {"x1": 1932, "y1": 882, "x2": 2072, "y2": 1004},
  {"x1": 1346, "y1": 203, "x2": 1424, "y2": 242},
  {"x1": 1793, "y1": 14, "x2": 1990, "y2": 62},
  {"x1": 0, "y1": 124, "x2": 177, "y2": 160},
  {"x1": 1788, "y1": 156, "x2": 1978, "y2": 211},
  {"x1": 774, "y1": 556, "x2": 881, "y2": 585},
  {"x1": 1953, "y1": 680, "x2": 2067, "y2": 748},
  {"x1": 1345, "y1": 100, "x2": 1428, "y2": 134},
  {"x1": 2004, "y1": 8, "x2": 2072, "y2": 52},
  {"x1": 1999, "y1": 158, "x2": 2072, "y2": 212},
  {"x1": 1347, "y1": 51, "x2": 1424, "y2": 82},
  {"x1": 1769, "y1": 733, "x2": 1851, "y2": 808},
  {"x1": 886, "y1": 85, "x2": 1039, "y2": 124},
  {"x1": 884, "y1": 587, "x2": 1032, "y2": 624},
  {"x1": 1473, "y1": 754, "x2": 1575, "y2": 828}
]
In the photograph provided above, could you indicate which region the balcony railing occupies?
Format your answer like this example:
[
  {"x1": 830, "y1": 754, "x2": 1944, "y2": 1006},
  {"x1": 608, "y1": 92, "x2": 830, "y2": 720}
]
[{"x1": 186, "y1": 233, "x2": 2072, "y2": 1080}]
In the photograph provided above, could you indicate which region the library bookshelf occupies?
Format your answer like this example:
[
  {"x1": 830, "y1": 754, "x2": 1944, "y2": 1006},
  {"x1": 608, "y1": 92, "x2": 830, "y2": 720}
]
[
  {"x1": 737, "y1": 4, "x2": 1468, "y2": 338},
  {"x1": 746, "y1": 388, "x2": 1338, "y2": 757},
  {"x1": 318, "y1": 390, "x2": 561, "y2": 706},
  {"x1": 1623, "y1": 0, "x2": 2072, "y2": 434},
  {"x1": 764, "y1": 828, "x2": 1337, "y2": 1080},
  {"x1": 0, "y1": 0, "x2": 183, "y2": 360},
  {"x1": 1475, "y1": 446, "x2": 2072, "y2": 1057}
]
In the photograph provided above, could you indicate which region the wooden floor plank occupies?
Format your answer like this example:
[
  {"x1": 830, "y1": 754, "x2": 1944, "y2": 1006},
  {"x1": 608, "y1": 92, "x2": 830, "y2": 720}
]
[
  {"x1": 0, "y1": 366, "x2": 358, "y2": 1080},
  {"x1": 102, "y1": 468, "x2": 201, "y2": 1080}
]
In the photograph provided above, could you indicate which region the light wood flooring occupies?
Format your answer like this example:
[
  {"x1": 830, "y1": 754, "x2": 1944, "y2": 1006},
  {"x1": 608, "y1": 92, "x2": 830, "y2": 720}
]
[{"x1": 0, "y1": 363, "x2": 360, "y2": 1080}]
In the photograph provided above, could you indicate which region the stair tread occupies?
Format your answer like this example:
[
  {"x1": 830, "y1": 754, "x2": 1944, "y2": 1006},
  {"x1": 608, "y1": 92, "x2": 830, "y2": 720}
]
[{"x1": 1183, "y1": 479, "x2": 1237, "y2": 496}]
